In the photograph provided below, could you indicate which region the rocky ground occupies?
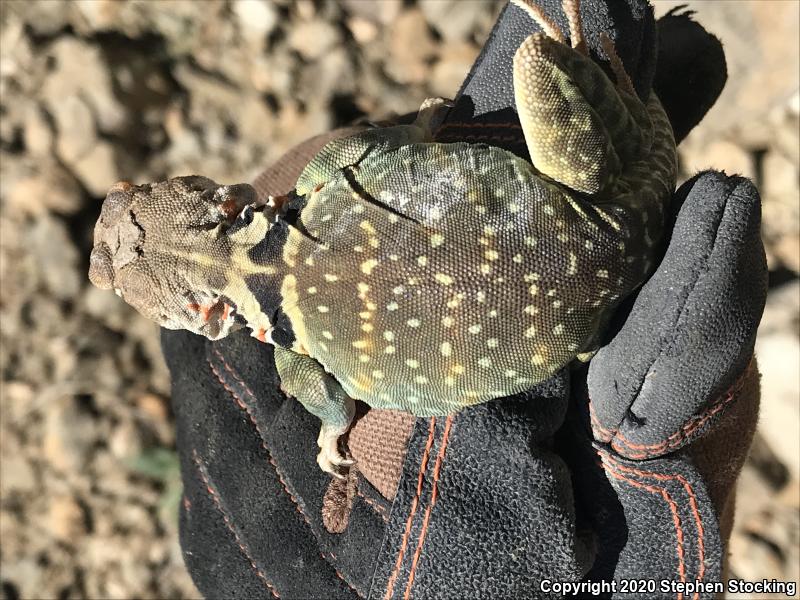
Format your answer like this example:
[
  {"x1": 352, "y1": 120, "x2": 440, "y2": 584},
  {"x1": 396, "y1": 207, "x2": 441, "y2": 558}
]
[{"x1": 0, "y1": 1, "x2": 797, "y2": 598}]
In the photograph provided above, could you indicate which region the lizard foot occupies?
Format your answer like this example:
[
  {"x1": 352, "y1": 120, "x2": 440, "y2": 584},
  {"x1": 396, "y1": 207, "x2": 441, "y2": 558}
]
[
  {"x1": 415, "y1": 97, "x2": 454, "y2": 139},
  {"x1": 598, "y1": 32, "x2": 636, "y2": 96},
  {"x1": 317, "y1": 428, "x2": 356, "y2": 479},
  {"x1": 511, "y1": 0, "x2": 587, "y2": 55},
  {"x1": 512, "y1": 0, "x2": 635, "y2": 95}
]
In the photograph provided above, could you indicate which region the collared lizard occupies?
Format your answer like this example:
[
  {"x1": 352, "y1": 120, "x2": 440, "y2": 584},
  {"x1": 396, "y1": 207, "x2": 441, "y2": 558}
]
[{"x1": 88, "y1": 0, "x2": 677, "y2": 476}]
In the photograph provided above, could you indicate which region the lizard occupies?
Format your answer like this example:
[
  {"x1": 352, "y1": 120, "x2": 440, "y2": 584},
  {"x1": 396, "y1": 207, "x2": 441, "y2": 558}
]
[{"x1": 88, "y1": 0, "x2": 677, "y2": 476}]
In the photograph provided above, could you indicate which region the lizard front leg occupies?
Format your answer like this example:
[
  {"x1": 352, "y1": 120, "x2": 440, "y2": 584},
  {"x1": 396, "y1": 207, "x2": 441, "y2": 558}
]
[
  {"x1": 273, "y1": 346, "x2": 356, "y2": 478},
  {"x1": 295, "y1": 125, "x2": 434, "y2": 199}
]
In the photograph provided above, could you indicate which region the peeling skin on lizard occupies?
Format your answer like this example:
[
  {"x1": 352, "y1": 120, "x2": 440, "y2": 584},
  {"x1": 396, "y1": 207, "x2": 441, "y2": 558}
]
[{"x1": 88, "y1": 0, "x2": 677, "y2": 477}]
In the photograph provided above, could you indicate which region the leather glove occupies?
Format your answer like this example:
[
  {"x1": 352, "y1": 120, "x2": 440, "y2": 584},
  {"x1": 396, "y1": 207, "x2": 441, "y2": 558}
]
[{"x1": 162, "y1": 2, "x2": 766, "y2": 598}]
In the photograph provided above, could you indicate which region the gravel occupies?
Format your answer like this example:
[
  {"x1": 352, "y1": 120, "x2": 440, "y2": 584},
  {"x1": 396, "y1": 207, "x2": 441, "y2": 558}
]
[{"x1": 0, "y1": 1, "x2": 797, "y2": 598}]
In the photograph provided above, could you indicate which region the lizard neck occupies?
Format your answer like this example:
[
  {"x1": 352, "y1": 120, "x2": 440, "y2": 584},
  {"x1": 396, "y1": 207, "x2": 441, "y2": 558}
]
[{"x1": 214, "y1": 209, "x2": 289, "y2": 344}]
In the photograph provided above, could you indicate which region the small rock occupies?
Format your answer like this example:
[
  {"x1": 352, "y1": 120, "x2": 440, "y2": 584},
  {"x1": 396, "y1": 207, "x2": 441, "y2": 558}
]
[
  {"x1": 91, "y1": 451, "x2": 138, "y2": 499},
  {"x1": 288, "y1": 19, "x2": 342, "y2": 61},
  {"x1": 386, "y1": 8, "x2": 438, "y2": 85},
  {"x1": 762, "y1": 192, "x2": 800, "y2": 272},
  {"x1": 5, "y1": 163, "x2": 83, "y2": 216},
  {"x1": 294, "y1": 0, "x2": 316, "y2": 21},
  {"x1": 728, "y1": 530, "x2": 785, "y2": 584},
  {"x1": 341, "y1": 0, "x2": 401, "y2": 25},
  {"x1": 137, "y1": 393, "x2": 169, "y2": 423},
  {"x1": 43, "y1": 395, "x2": 98, "y2": 473},
  {"x1": 109, "y1": 420, "x2": 142, "y2": 460},
  {"x1": 118, "y1": 556, "x2": 152, "y2": 598},
  {"x1": 762, "y1": 149, "x2": 799, "y2": 200},
  {"x1": 48, "y1": 494, "x2": 87, "y2": 542},
  {"x1": 760, "y1": 149, "x2": 799, "y2": 273},
  {"x1": 2, "y1": 382, "x2": 34, "y2": 423},
  {"x1": 429, "y1": 41, "x2": 479, "y2": 99},
  {"x1": 233, "y1": 0, "x2": 278, "y2": 49},
  {"x1": 68, "y1": 141, "x2": 121, "y2": 197},
  {"x1": 28, "y1": 215, "x2": 81, "y2": 301},
  {"x1": 119, "y1": 504, "x2": 156, "y2": 537},
  {"x1": 0, "y1": 20, "x2": 37, "y2": 94},
  {"x1": 53, "y1": 94, "x2": 97, "y2": 166},
  {"x1": 23, "y1": 104, "x2": 54, "y2": 157},
  {"x1": 275, "y1": 100, "x2": 332, "y2": 151},
  {"x1": 1, "y1": 559, "x2": 45, "y2": 600},
  {"x1": 759, "y1": 282, "x2": 800, "y2": 334},
  {"x1": 92, "y1": 508, "x2": 115, "y2": 538},
  {"x1": 126, "y1": 316, "x2": 172, "y2": 398},
  {"x1": 772, "y1": 111, "x2": 800, "y2": 166},
  {"x1": 148, "y1": 541, "x2": 168, "y2": 565},
  {"x1": 49, "y1": 336, "x2": 78, "y2": 382},
  {"x1": 236, "y1": 93, "x2": 278, "y2": 149},
  {"x1": 772, "y1": 235, "x2": 800, "y2": 273},
  {"x1": 297, "y1": 48, "x2": 355, "y2": 110},
  {"x1": 44, "y1": 37, "x2": 127, "y2": 134},
  {"x1": 420, "y1": 0, "x2": 495, "y2": 42},
  {"x1": 120, "y1": 555, "x2": 150, "y2": 598},
  {"x1": 0, "y1": 455, "x2": 37, "y2": 492},
  {"x1": 347, "y1": 16, "x2": 378, "y2": 44},
  {"x1": 83, "y1": 284, "x2": 133, "y2": 332},
  {"x1": 4, "y1": 0, "x2": 72, "y2": 36},
  {"x1": 755, "y1": 284, "x2": 800, "y2": 479},
  {"x1": 73, "y1": 0, "x2": 127, "y2": 33},
  {"x1": 254, "y1": 47, "x2": 295, "y2": 98}
]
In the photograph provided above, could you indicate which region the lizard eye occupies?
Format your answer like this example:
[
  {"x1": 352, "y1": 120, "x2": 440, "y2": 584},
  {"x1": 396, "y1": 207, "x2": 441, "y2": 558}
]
[
  {"x1": 213, "y1": 184, "x2": 258, "y2": 224},
  {"x1": 192, "y1": 220, "x2": 221, "y2": 232},
  {"x1": 237, "y1": 205, "x2": 255, "y2": 224}
]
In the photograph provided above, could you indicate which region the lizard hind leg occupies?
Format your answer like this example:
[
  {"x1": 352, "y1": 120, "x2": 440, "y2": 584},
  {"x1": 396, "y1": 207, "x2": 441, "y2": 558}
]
[
  {"x1": 274, "y1": 347, "x2": 356, "y2": 478},
  {"x1": 511, "y1": 17, "x2": 650, "y2": 194}
]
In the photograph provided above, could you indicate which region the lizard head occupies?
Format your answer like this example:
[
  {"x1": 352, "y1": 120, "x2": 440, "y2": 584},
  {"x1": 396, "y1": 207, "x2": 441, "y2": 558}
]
[{"x1": 89, "y1": 176, "x2": 267, "y2": 340}]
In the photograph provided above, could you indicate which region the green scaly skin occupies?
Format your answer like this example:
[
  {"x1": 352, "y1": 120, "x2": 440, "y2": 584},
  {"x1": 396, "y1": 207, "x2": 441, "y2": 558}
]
[{"x1": 88, "y1": 0, "x2": 677, "y2": 476}]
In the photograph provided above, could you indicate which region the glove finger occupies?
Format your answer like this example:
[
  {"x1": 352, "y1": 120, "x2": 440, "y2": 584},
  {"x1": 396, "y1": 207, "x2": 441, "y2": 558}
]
[
  {"x1": 653, "y1": 8, "x2": 727, "y2": 144},
  {"x1": 587, "y1": 171, "x2": 767, "y2": 459}
]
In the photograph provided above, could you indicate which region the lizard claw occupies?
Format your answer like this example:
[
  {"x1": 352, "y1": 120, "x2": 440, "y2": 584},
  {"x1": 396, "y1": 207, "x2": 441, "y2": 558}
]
[
  {"x1": 317, "y1": 431, "x2": 355, "y2": 478},
  {"x1": 317, "y1": 454, "x2": 346, "y2": 479}
]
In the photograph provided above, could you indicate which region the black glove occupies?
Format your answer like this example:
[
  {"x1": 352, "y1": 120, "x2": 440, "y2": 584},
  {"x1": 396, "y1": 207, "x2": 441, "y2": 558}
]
[{"x1": 163, "y1": 2, "x2": 766, "y2": 598}]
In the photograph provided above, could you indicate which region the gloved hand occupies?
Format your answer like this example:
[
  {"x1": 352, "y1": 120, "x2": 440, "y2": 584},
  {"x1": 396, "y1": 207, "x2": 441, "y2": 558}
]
[{"x1": 162, "y1": 2, "x2": 766, "y2": 598}]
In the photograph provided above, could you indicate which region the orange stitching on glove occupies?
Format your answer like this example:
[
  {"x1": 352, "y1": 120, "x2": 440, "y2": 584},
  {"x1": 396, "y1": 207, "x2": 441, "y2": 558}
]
[
  {"x1": 603, "y1": 454, "x2": 705, "y2": 599},
  {"x1": 321, "y1": 551, "x2": 363, "y2": 596},
  {"x1": 435, "y1": 133, "x2": 524, "y2": 144},
  {"x1": 192, "y1": 449, "x2": 281, "y2": 598},
  {"x1": 208, "y1": 353, "x2": 312, "y2": 526},
  {"x1": 613, "y1": 360, "x2": 751, "y2": 457},
  {"x1": 589, "y1": 401, "x2": 613, "y2": 440},
  {"x1": 591, "y1": 358, "x2": 752, "y2": 458},
  {"x1": 384, "y1": 418, "x2": 438, "y2": 600},
  {"x1": 357, "y1": 487, "x2": 389, "y2": 522},
  {"x1": 209, "y1": 350, "x2": 365, "y2": 598},
  {"x1": 403, "y1": 416, "x2": 455, "y2": 600},
  {"x1": 600, "y1": 454, "x2": 687, "y2": 600},
  {"x1": 435, "y1": 121, "x2": 523, "y2": 136}
]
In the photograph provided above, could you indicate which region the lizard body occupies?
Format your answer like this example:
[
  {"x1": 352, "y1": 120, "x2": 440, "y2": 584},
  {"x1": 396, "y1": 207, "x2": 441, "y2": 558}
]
[{"x1": 89, "y1": 0, "x2": 677, "y2": 475}]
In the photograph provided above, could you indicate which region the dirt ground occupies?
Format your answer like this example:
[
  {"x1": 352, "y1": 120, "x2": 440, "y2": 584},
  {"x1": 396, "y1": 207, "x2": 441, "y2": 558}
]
[{"x1": 0, "y1": 1, "x2": 797, "y2": 598}]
